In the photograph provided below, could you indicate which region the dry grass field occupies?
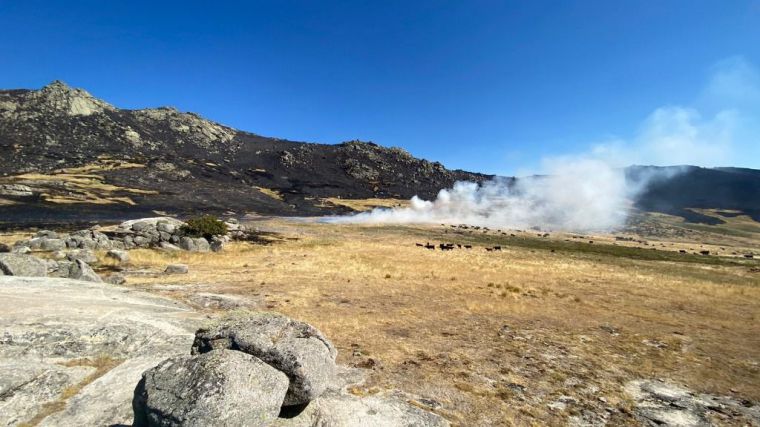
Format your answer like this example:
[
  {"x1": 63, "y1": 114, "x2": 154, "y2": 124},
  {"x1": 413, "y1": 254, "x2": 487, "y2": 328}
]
[
  {"x1": 56, "y1": 216, "x2": 756, "y2": 426},
  {"x1": 2, "y1": 211, "x2": 758, "y2": 425}
]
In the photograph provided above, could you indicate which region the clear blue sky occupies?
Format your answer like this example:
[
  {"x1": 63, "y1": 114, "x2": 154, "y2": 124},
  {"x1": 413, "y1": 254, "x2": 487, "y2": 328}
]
[{"x1": 1, "y1": 1, "x2": 759, "y2": 174}]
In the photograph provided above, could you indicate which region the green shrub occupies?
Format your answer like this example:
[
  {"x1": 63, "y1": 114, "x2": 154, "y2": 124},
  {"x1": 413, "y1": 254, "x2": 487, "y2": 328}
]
[{"x1": 181, "y1": 215, "x2": 228, "y2": 239}]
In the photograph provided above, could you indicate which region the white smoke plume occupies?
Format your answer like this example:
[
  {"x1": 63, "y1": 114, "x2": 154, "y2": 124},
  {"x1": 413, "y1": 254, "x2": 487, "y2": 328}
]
[
  {"x1": 327, "y1": 157, "x2": 634, "y2": 232},
  {"x1": 327, "y1": 57, "x2": 759, "y2": 232}
]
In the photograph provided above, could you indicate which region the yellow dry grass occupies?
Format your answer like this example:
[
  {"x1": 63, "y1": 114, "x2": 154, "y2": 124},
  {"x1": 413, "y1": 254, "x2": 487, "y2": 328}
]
[
  {"x1": 0, "y1": 159, "x2": 157, "y2": 205},
  {"x1": 320, "y1": 197, "x2": 411, "y2": 211},
  {"x1": 255, "y1": 186, "x2": 285, "y2": 201},
  {"x1": 0, "y1": 232, "x2": 30, "y2": 246},
  {"x1": 120, "y1": 219, "x2": 760, "y2": 426}
]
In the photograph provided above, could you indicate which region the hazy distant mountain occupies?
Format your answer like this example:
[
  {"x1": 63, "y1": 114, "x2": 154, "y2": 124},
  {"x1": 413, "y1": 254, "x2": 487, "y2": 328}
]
[
  {"x1": 0, "y1": 81, "x2": 758, "y2": 226},
  {"x1": 628, "y1": 165, "x2": 760, "y2": 223}
]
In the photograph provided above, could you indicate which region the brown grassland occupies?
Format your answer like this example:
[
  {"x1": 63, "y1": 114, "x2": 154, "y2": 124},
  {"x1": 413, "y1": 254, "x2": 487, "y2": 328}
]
[
  {"x1": 94, "y1": 215, "x2": 760, "y2": 426},
  {"x1": 3, "y1": 212, "x2": 759, "y2": 426}
]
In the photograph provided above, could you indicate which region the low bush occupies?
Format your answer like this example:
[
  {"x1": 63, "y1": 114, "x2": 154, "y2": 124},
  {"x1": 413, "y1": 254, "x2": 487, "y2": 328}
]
[{"x1": 181, "y1": 215, "x2": 228, "y2": 239}]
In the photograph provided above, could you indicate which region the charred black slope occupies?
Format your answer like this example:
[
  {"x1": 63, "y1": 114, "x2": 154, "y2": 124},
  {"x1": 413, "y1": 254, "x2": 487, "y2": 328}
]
[
  {"x1": 628, "y1": 166, "x2": 760, "y2": 223},
  {"x1": 0, "y1": 81, "x2": 489, "y2": 225}
]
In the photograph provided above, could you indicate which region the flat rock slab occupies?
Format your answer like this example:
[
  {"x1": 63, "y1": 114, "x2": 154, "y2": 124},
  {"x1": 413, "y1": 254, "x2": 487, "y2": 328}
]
[
  {"x1": 274, "y1": 367, "x2": 450, "y2": 427},
  {"x1": 0, "y1": 276, "x2": 202, "y2": 426},
  {"x1": 625, "y1": 379, "x2": 760, "y2": 427}
]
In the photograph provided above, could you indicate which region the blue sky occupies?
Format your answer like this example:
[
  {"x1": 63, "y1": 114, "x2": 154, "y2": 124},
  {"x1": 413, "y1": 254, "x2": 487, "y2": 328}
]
[{"x1": 1, "y1": 1, "x2": 759, "y2": 174}]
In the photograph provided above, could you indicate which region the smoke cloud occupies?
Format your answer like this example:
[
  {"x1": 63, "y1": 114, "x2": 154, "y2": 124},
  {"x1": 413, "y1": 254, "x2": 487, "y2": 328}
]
[
  {"x1": 327, "y1": 57, "x2": 759, "y2": 232},
  {"x1": 329, "y1": 158, "x2": 632, "y2": 231}
]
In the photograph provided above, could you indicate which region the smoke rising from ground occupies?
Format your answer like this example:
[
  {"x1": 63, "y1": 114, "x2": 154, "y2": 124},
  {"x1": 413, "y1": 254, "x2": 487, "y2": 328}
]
[
  {"x1": 327, "y1": 57, "x2": 758, "y2": 232},
  {"x1": 328, "y1": 158, "x2": 636, "y2": 232}
]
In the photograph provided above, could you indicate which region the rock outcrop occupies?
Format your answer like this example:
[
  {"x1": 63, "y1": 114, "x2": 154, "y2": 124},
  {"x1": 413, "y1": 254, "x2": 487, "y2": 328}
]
[
  {"x1": 0, "y1": 253, "x2": 48, "y2": 276},
  {"x1": 192, "y1": 313, "x2": 338, "y2": 406},
  {"x1": 0, "y1": 276, "x2": 448, "y2": 426},
  {"x1": 106, "y1": 248, "x2": 129, "y2": 263},
  {"x1": 625, "y1": 379, "x2": 760, "y2": 426},
  {"x1": 133, "y1": 350, "x2": 290, "y2": 427},
  {"x1": 12, "y1": 216, "x2": 238, "y2": 253},
  {"x1": 0, "y1": 276, "x2": 201, "y2": 426}
]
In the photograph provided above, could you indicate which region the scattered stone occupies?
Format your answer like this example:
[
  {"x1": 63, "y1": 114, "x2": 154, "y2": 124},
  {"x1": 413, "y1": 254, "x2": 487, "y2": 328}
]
[
  {"x1": 132, "y1": 350, "x2": 289, "y2": 427},
  {"x1": 11, "y1": 246, "x2": 31, "y2": 255},
  {"x1": 106, "y1": 273, "x2": 127, "y2": 285},
  {"x1": 36, "y1": 230, "x2": 59, "y2": 239},
  {"x1": 179, "y1": 236, "x2": 210, "y2": 252},
  {"x1": 192, "y1": 313, "x2": 338, "y2": 406},
  {"x1": 156, "y1": 220, "x2": 178, "y2": 234},
  {"x1": 159, "y1": 242, "x2": 181, "y2": 251},
  {"x1": 164, "y1": 264, "x2": 189, "y2": 274},
  {"x1": 0, "y1": 243, "x2": 9, "y2": 253},
  {"x1": 106, "y1": 249, "x2": 130, "y2": 263},
  {"x1": 66, "y1": 249, "x2": 98, "y2": 264},
  {"x1": 0, "y1": 253, "x2": 48, "y2": 277},
  {"x1": 39, "y1": 238, "x2": 66, "y2": 251},
  {"x1": 210, "y1": 236, "x2": 225, "y2": 252},
  {"x1": 186, "y1": 293, "x2": 257, "y2": 310},
  {"x1": 46, "y1": 260, "x2": 73, "y2": 278},
  {"x1": 68, "y1": 259, "x2": 102, "y2": 282}
]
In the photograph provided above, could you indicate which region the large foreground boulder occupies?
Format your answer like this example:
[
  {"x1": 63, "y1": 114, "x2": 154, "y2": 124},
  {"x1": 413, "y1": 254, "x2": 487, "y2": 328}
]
[
  {"x1": 192, "y1": 313, "x2": 337, "y2": 406},
  {"x1": 0, "y1": 253, "x2": 48, "y2": 276},
  {"x1": 133, "y1": 349, "x2": 289, "y2": 427}
]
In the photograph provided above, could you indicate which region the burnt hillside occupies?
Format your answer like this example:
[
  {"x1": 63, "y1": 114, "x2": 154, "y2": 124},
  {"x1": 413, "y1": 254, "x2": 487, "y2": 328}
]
[{"x1": 0, "y1": 81, "x2": 489, "y2": 225}]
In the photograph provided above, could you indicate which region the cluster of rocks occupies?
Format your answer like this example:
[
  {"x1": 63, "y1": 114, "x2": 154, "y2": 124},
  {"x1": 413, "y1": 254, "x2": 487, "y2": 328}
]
[
  {"x1": 0, "y1": 216, "x2": 242, "y2": 283},
  {"x1": 132, "y1": 313, "x2": 448, "y2": 427},
  {"x1": 112, "y1": 217, "x2": 234, "y2": 252},
  {"x1": 0, "y1": 251, "x2": 105, "y2": 283},
  {"x1": 133, "y1": 313, "x2": 337, "y2": 426},
  {"x1": 9, "y1": 216, "x2": 241, "y2": 255}
]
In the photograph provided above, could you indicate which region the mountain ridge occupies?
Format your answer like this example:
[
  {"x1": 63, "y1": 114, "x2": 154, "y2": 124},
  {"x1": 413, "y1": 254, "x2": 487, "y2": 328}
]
[
  {"x1": 1, "y1": 81, "x2": 759, "y2": 226},
  {"x1": 0, "y1": 81, "x2": 491, "y2": 224}
]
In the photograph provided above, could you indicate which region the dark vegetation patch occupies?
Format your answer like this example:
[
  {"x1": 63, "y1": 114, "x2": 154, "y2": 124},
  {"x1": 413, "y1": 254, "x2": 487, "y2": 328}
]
[{"x1": 181, "y1": 215, "x2": 228, "y2": 239}]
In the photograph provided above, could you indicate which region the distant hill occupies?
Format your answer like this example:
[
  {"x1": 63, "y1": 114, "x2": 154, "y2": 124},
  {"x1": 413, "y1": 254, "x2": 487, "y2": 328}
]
[
  {"x1": 1, "y1": 81, "x2": 758, "y2": 227},
  {"x1": 627, "y1": 166, "x2": 760, "y2": 223}
]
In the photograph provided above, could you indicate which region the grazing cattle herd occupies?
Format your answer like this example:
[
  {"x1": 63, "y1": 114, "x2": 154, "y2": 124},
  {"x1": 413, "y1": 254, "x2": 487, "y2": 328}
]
[
  {"x1": 415, "y1": 242, "x2": 502, "y2": 252},
  {"x1": 409, "y1": 223, "x2": 759, "y2": 260}
]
